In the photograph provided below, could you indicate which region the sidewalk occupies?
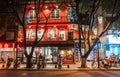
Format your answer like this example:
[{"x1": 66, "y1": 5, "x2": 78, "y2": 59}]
[{"x1": 0, "y1": 62, "x2": 120, "y2": 71}]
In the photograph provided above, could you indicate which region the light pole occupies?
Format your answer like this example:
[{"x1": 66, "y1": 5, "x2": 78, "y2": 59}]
[
  {"x1": 97, "y1": 15, "x2": 103, "y2": 68},
  {"x1": 97, "y1": 39, "x2": 100, "y2": 68}
]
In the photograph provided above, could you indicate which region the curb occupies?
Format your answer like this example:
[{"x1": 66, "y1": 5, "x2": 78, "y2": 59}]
[{"x1": 1, "y1": 68, "x2": 120, "y2": 71}]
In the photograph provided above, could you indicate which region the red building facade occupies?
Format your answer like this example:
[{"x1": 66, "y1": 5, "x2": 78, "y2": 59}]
[{"x1": 17, "y1": 3, "x2": 79, "y2": 64}]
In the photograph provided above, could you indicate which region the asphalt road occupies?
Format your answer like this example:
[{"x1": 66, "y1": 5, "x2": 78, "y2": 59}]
[{"x1": 0, "y1": 71, "x2": 120, "y2": 77}]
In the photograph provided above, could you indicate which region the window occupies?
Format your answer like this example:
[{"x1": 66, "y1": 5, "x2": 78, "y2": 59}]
[
  {"x1": 67, "y1": 7, "x2": 74, "y2": 21},
  {"x1": 48, "y1": 28, "x2": 57, "y2": 40},
  {"x1": 25, "y1": 16, "x2": 30, "y2": 24},
  {"x1": 68, "y1": 31, "x2": 73, "y2": 40},
  {"x1": 29, "y1": 9, "x2": 36, "y2": 19},
  {"x1": 26, "y1": 29, "x2": 35, "y2": 41},
  {"x1": 59, "y1": 29, "x2": 65, "y2": 40},
  {"x1": 51, "y1": 8, "x2": 60, "y2": 18},
  {"x1": 67, "y1": 7, "x2": 77, "y2": 21},
  {"x1": 37, "y1": 29, "x2": 44, "y2": 40}
]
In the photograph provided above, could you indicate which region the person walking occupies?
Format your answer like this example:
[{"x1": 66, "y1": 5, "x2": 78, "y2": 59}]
[
  {"x1": 109, "y1": 53, "x2": 116, "y2": 67},
  {"x1": 37, "y1": 54, "x2": 43, "y2": 68},
  {"x1": 103, "y1": 56, "x2": 109, "y2": 68},
  {"x1": 91, "y1": 51, "x2": 97, "y2": 68},
  {"x1": 58, "y1": 54, "x2": 62, "y2": 69}
]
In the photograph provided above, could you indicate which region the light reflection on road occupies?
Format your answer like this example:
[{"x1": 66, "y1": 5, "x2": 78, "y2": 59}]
[{"x1": 0, "y1": 71, "x2": 120, "y2": 77}]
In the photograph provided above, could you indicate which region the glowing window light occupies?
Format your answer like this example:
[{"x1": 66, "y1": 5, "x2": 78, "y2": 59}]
[
  {"x1": 68, "y1": 50, "x2": 72, "y2": 54},
  {"x1": 61, "y1": 51, "x2": 64, "y2": 55},
  {"x1": 0, "y1": 43, "x2": 2, "y2": 48},
  {"x1": 5, "y1": 43, "x2": 9, "y2": 48}
]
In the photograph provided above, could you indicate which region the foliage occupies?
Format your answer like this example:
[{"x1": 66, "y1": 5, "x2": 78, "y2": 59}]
[
  {"x1": 68, "y1": 0, "x2": 120, "y2": 68},
  {"x1": 102, "y1": 0, "x2": 120, "y2": 13}
]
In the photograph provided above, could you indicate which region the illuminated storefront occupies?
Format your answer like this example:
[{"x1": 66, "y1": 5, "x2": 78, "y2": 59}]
[
  {"x1": 0, "y1": 43, "x2": 15, "y2": 61},
  {"x1": 104, "y1": 33, "x2": 120, "y2": 58},
  {"x1": 21, "y1": 47, "x2": 74, "y2": 64},
  {"x1": 16, "y1": 3, "x2": 80, "y2": 64}
]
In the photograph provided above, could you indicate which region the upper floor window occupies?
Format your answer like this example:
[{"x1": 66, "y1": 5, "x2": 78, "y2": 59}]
[
  {"x1": 29, "y1": 9, "x2": 36, "y2": 20},
  {"x1": 67, "y1": 7, "x2": 77, "y2": 21},
  {"x1": 50, "y1": 8, "x2": 60, "y2": 18},
  {"x1": 37, "y1": 29, "x2": 44, "y2": 40},
  {"x1": 59, "y1": 29, "x2": 65, "y2": 40},
  {"x1": 26, "y1": 28, "x2": 35, "y2": 41},
  {"x1": 48, "y1": 28, "x2": 57, "y2": 40},
  {"x1": 67, "y1": 7, "x2": 73, "y2": 21},
  {"x1": 68, "y1": 30, "x2": 73, "y2": 40}
]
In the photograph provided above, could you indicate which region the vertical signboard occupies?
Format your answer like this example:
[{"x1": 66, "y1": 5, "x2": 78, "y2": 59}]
[{"x1": 97, "y1": 16, "x2": 103, "y2": 36}]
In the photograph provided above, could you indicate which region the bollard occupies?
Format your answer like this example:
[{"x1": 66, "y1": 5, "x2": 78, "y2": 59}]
[
  {"x1": 42, "y1": 64, "x2": 46, "y2": 68},
  {"x1": 37, "y1": 64, "x2": 42, "y2": 69},
  {"x1": 55, "y1": 64, "x2": 57, "y2": 68},
  {"x1": 2, "y1": 64, "x2": 5, "y2": 68},
  {"x1": 58, "y1": 64, "x2": 62, "y2": 69},
  {"x1": 67, "y1": 65, "x2": 70, "y2": 68}
]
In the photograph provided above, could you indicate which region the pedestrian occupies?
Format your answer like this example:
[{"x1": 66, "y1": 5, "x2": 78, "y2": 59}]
[
  {"x1": 58, "y1": 54, "x2": 62, "y2": 69},
  {"x1": 37, "y1": 54, "x2": 43, "y2": 68},
  {"x1": 103, "y1": 56, "x2": 109, "y2": 68},
  {"x1": 114, "y1": 57, "x2": 119, "y2": 67},
  {"x1": 109, "y1": 53, "x2": 116, "y2": 67},
  {"x1": 91, "y1": 51, "x2": 97, "y2": 68}
]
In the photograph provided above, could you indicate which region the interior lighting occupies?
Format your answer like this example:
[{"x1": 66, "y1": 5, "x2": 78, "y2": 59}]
[
  {"x1": 0, "y1": 43, "x2": 2, "y2": 48},
  {"x1": 56, "y1": 5, "x2": 58, "y2": 8},
  {"x1": 4, "y1": 43, "x2": 9, "y2": 48},
  {"x1": 61, "y1": 50, "x2": 64, "y2": 55},
  {"x1": 45, "y1": 6, "x2": 48, "y2": 9},
  {"x1": 68, "y1": 50, "x2": 72, "y2": 54}
]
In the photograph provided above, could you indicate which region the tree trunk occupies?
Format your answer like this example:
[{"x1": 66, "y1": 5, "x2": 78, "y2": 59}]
[
  {"x1": 81, "y1": 57, "x2": 87, "y2": 68},
  {"x1": 26, "y1": 57, "x2": 32, "y2": 68}
]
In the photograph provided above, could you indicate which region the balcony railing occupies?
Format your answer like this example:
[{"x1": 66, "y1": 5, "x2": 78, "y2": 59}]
[{"x1": 28, "y1": 16, "x2": 76, "y2": 24}]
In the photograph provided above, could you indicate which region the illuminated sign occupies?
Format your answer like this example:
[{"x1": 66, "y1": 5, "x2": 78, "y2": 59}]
[
  {"x1": 0, "y1": 43, "x2": 14, "y2": 48},
  {"x1": 107, "y1": 35, "x2": 120, "y2": 44},
  {"x1": 0, "y1": 48, "x2": 14, "y2": 51}
]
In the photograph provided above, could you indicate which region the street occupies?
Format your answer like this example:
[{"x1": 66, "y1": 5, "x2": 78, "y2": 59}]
[{"x1": 0, "y1": 71, "x2": 120, "y2": 77}]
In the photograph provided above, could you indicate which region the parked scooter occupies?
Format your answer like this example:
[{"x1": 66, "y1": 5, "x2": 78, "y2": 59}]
[
  {"x1": 6, "y1": 57, "x2": 13, "y2": 69},
  {"x1": 6, "y1": 61, "x2": 12, "y2": 68},
  {"x1": 14, "y1": 60, "x2": 20, "y2": 68}
]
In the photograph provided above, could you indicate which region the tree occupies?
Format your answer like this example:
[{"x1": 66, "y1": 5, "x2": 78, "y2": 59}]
[
  {"x1": 11, "y1": 0, "x2": 65, "y2": 68},
  {"x1": 67, "y1": 0, "x2": 120, "y2": 68},
  {"x1": 3, "y1": 0, "x2": 120, "y2": 68}
]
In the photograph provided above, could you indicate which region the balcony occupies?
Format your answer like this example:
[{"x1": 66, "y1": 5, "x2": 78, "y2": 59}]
[
  {"x1": 27, "y1": 16, "x2": 76, "y2": 24},
  {"x1": 26, "y1": 40, "x2": 74, "y2": 47}
]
